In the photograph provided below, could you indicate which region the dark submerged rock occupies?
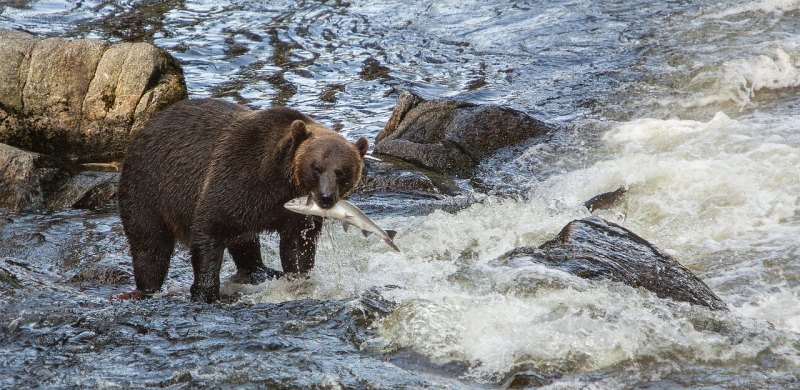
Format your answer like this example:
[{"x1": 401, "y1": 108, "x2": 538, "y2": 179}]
[
  {"x1": 504, "y1": 371, "x2": 553, "y2": 388},
  {"x1": 360, "y1": 57, "x2": 391, "y2": 80},
  {"x1": 584, "y1": 186, "x2": 627, "y2": 212},
  {"x1": 319, "y1": 83, "x2": 345, "y2": 103},
  {"x1": 68, "y1": 265, "x2": 132, "y2": 285},
  {"x1": 498, "y1": 216, "x2": 728, "y2": 311},
  {"x1": 374, "y1": 91, "x2": 551, "y2": 176},
  {"x1": 0, "y1": 264, "x2": 23, "y2": 291}
]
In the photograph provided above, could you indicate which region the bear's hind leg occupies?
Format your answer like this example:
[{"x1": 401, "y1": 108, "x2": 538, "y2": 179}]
[
  {"x1": 126, "y1": 220, "x2": 175, "y2": 295},
  {"x1": 227, "y1": 237, "x2": 282, "y2": 284}
]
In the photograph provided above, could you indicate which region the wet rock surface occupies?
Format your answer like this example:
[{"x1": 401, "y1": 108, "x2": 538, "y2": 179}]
[
  {"x1": 0, "y1": 142, "x2": 121, "y2": 212},
  {"x1": 374, "y1": 91, "x2": 552, "y2": 176},
  {"x1": 46, "y1": 171, "x2": 119, "y2": 211},
  {"x1": 584, "y1": 186, "x2": 628, "y2": 212},
  {"x1": 0, "y1": 29, "x2": 186, "y2": 161},
  {"x1": 68, "y1": 264, "x2": 132, "y2": 286},
  {"x1": 356, "y1": 157, "x2": 447, "y2": 198},
  {"x1": 498, "y1": 216, "x2": 728, "y2": 311},
  {"x1": 0, "y1": 143, "x2": 72, "y2": 212}
]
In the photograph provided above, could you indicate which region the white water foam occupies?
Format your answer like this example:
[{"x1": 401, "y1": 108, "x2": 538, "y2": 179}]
[
  {"x1": 231, "y1": 102, "x2": 800, "y2": 382},
  {"x1": 590, "y1": 112, "x2": 800, "y2": 254},
  {"x1": 734, "y1": 286, "x2": 800, "y2": 333},
  {"x1": 666, "y1": 47, "x2": 800, "y2": 111},
  {"x1": 233, "y1": 0, "x2": 800, "y2": 383},
  {"x1": 707, "y1": 0, "x2": 800, "y2": 18}
]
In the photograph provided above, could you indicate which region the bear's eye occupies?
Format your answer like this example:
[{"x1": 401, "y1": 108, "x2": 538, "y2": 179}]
[
  {"x1": 334, "y1": 169, "x2": 344, "y2": 178},
  {"x1": 313, "y1": 166, "x2": 323, "y2": 175}
]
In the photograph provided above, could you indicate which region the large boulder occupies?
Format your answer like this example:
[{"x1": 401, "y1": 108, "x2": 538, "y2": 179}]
[
  {"x1": 0, "y1": 29, "x2": 187, "y2": 162},
  {"x1": 497, "y1": 216, "x2": 728, "y2": 311},
  {"x1": 374, "y1": 91, "x2": 551, "y2": 176}
]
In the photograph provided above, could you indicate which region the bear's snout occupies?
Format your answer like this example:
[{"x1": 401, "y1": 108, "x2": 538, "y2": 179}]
[
  {"x1": 314, "y1": 169, "x2": 340, "y2": 209},
  {"x1": 316, "y1": 192, "x2": 336, "y2": 209}
]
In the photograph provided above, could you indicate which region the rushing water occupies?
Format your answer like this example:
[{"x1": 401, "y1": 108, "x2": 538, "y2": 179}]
[{"x1": 2, "y1": 0, "x2": 800, "y2": 388}]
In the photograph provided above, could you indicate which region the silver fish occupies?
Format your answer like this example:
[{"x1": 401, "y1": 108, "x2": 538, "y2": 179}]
[{"x1": 284, "y1": 196, "x2": 400, "y2": 252}]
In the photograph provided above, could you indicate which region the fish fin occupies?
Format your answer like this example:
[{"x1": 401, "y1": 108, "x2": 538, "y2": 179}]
[
  {"x1": 341, "y1": 222, "x2": 349, "y2": 233},
  {"x1": 386, "y1": 230, "x2": 397, "y2": 239},
  {"x1": 385, "y1": 238, "x2": 400, "y2": 252},
  {"x1": 361, "y1": 230, "x2": 372, "y2": 238},
  {"x1": 305, "y1": 195, "x2": 314, "y2": 206}
]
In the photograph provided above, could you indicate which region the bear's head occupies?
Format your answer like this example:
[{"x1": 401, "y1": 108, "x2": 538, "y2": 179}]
[{"x1": 291, "y1": 120, "x2": 368, "y2": 209}]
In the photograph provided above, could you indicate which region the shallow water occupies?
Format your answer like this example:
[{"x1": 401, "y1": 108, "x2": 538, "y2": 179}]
[{"x1": 2, "y1": 0, "x2": 800, "y2": 388}]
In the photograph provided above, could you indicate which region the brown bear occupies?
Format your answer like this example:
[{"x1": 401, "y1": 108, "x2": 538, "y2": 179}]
[{"x1": 117, "y1": 98, "x2": 368, "y2": 303}]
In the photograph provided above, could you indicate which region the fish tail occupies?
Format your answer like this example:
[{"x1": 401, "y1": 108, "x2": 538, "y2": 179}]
[{"x1": 384, "y1": 230, "x2": 400, "y2": 252}]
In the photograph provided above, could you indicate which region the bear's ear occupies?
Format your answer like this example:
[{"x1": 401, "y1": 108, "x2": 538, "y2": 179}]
[
  {"x1": 291, "y1": 120, "x2": 310, "y2": 146},
  {"x1": 355, "y1": 136, "x2": 369, "y2": 157}
]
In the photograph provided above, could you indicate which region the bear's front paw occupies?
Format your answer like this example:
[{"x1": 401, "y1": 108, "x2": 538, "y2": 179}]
[
  {"x1": 190, "y1": 284, "x2": 220, "y2": 303},
  {"x1": 245, "y1": 265, "x2": 284, "y2": 284},
  {"x1": 230, "y1": 265, "x2": 284, "y2": 285}
]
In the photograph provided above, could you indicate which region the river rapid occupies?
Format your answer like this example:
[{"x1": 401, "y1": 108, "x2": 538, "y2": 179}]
[{"x1": 1, "y1": 1, "x2": 799, "y2": 388}]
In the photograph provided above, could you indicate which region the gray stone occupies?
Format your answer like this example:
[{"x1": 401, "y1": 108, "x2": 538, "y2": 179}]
[
  {"x1": 0, "y1": 29, "x2": 187, "y2": 161},
  {"x1": 68, "y1": 265, "x2": 131, "y2": 285},
  {"x1": 0, "y1": 143, "x2": 121, "y2": 212},
  {"x1": 0, "y1": 143, "x2": 72, "y2": 212},
  {"x1": 0, "y1": 30, "x2": 36, "y2": 112},
  {"x1": 23, "y1": 37, "x2": 109, "y2": 139},
  {"x1": 374, "y1": 91, "x2": 551, "y2": 176},
  {"x1": 356, "y1": 158, "x2": 442, "y2": 197},
  {"x1": 46, "y1": 171, "x2": 119, "y2": 211}
]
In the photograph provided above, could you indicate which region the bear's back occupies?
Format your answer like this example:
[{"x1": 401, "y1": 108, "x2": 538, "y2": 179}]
[
  {"x1": 119, "y1": 99, "x2": 317, "y2": 241},
  {"x1": 119, "y1": 99, "x2": 253, "y2": 235}
]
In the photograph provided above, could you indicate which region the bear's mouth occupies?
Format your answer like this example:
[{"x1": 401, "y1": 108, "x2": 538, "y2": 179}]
[{"x1": 311, "y1": 191, "x2": 337, "y2": 209}]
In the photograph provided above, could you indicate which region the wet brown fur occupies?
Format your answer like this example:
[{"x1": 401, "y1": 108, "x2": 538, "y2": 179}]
[
  {"x1": 118, "y1": 98, "x2": 367, "y2": 302},
  {"x1": 292, "y1": 126, "x2": 366, "y2": 198}
]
